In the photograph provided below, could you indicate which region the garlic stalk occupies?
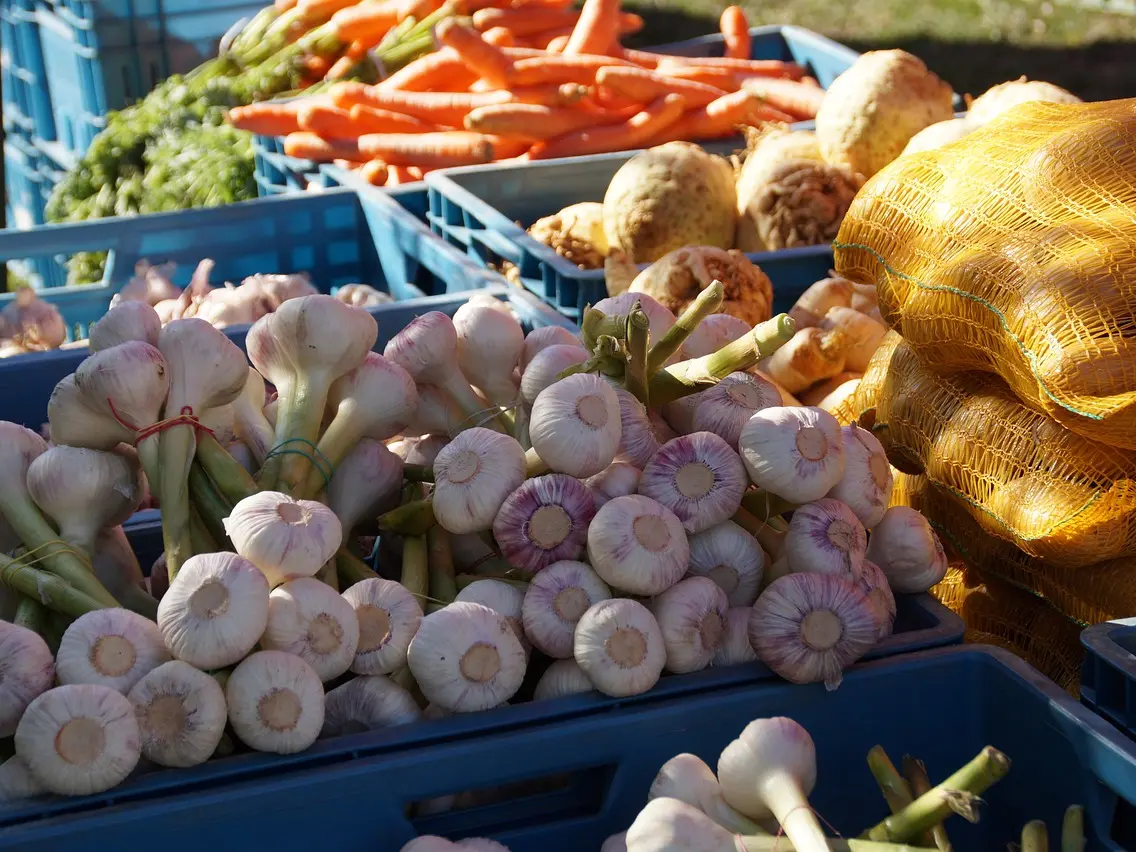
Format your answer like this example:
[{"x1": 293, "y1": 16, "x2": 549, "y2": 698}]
[
  {"x1": 739, "y1": 407, "x2": 846, "y2": 503},
  {"x1": 157, "y1": 551, "x2": 270, "y2": 669},
  {"x1": 533, "y1": 658, "x2": 595, "y2": 701},
  {"x1": 294, "y1": 352, "x2": 418, "y2": 498},
  {"x1": 15, "y1": 684, "x2": 141, "y2": 796},
  {"x1": 228, "y1": 440, "x2": 257, "y2": 474},
  {"x1": 627, "y1": 795, "x2": 789, "y2": 851},
  {"x1": 521, "y1": 344, "x2": 589, "y2": 406},
  {"x1": 587, "y1": 495, "x2": 689, "y2": 595},
  {"x1": 521, "y1": 560, "x2": 611, "y2": 658},
  {"x1": 749, "y1": 572, "x2": 878, "y2": 690},
  {"x1": 691, "y1": 372, "x2": 783, "y2": 449},
  {"x1": 89, "y1": 301, "x2": 162, "y2": 352},
  {"x1": 407, "y1": 602, "x2": 526, "y2": 712},
  {"x1": 454, "y1": 300, "x2": 525, "y2": 407},
  {"x1": 585, "y1": 462, "x2": 642, "y2": 508},
  {"x1": 717, "y1": 718, "x2": 830, "y2": 852},
  {"x1": 341, "y1": 578, "x2": 423, "y2": 675},
  {"x1": 865, "y1": 507, "x2": 949, "y2": 594},
  {"x1": 325, "y1": 439, "x2": 404, "y2": 541},
  {"x1": 521, "y1": 325, "x2": 583, "y2": 371},
  {"x1": 639, "y1": 432, "x2": 748, "y2": 534},
  {"x1": 856, "y1": 559, "x2": 897, "y2": 641},
  {"x1": 687, "y1": 521, "x2": 765, "y2": 607},
  {"x1": 224, "y1": 490, "x2": 343, "y2": 587},
  {"x1": 827, "y1": 426, "x2": 893, "y2": 528},
  {"x1": 492, "y1": 474, "x2": 597, "y2": 575},
  {"x1": 226, "y1": 650, "x2": 325, "y2": 754},
  {"x1": 0, "y1": 621, "x2": 55, "y2": 737},
  {"x1": 713, "y1": 607, "x2": 758, "y2": 666},
  {"x1": 230, "y1": 368, "x2": 274, "y2": 466},
  {"x1": 128, "y1": 660, "x2": 227, "y2": 768},
  {"x1": 652, "y1": 576, "x2": 728, "y2": 673},
  {"x1": 27, "y1": 446, "x2": 145, "y2": 557},
  {"x1": 785, "y1": 498, "x2": 867, "y2": 580},
  {"x1": 55, "y1": 608, "x2": 170, "y2": 693},
  {"x1": 262, "y1": 577, "x2": 360, "y2": 682},
  {"x1": 0, "y1": 553, "x2": 111, "y2": 618},
  {"x1": 593, "y1": 292, "x2": 677, "y2": 346},
  {"x1": 432, "y1": 427, "x2": 526, "y2": 534},
  {"x1": 157, "y1": 318, "x2": 249, "y2": 576},
  {"x1": 648, "y1": 753, "x2": 764, "y2": 834},
  {"x1": 321, "y1": 675, "x2": 421, "y2": 738},
  {"x1": 529, "y1": 373, "x2": 622, "y2": 478},
  {"x1": 573, "y1": 598, "x2": 666, "y2": 697}
]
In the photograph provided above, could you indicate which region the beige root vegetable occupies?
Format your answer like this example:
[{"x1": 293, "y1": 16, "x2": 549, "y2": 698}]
[
  {"x1": 0, "y1": 289, "x2": 66, "y2": 352},
  {"x1": 901, "y1": 117, "x2": 975, "y2": 155},
  {"x1": 760, "y1": 328, "x2": 849, "y2": 395},
  {"x1": 603, "y1": 142, "x2": 737, "y2": 263},
  {"x1": 629, "y1": 247, "x2": 773, "y2": 326},
  {"x1": 788, "y1": 276, "x2": 855, "y2": 329},
  {"x1": 815, "y1": 49, "x2": 955, "y2": 178},
  {"x1": 966, "y1": 77, "x2": 1081, "y2": 126},
  {"x1": 820, "y1": 307, "x2": 886, "y2": 373},
  {"x1": 605, "y1": 250, "x2": 639, "y2": 297},
  {"x1": 528, "y1": 201, "x2": 609, "y2": 269}
]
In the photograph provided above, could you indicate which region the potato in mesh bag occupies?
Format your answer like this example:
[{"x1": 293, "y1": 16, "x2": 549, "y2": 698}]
[
  {"x1": 833, "y1": 98, "x2": 1136, "y2": 450},
  {"x1": 853, "y1": 331, "x2": 1136, "y2": 569}
]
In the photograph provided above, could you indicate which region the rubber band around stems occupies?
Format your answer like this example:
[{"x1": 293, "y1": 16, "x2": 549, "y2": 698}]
[
  {"x1": 457, "y1": 401, "x2": 520, "y2": 433},
  {"x1": 106, "y1": 398, "x2": 216, "y2": 445},
  {"x1": 263, "y1": 437, "x2": 335, "y2": 490},
  {"x1": 13, "y1": 539, "x2": 94, "y2": 571}
]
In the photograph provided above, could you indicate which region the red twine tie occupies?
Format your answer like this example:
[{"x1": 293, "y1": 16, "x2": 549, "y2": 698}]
[{"x1": 107, "y1": 398, "x2": 216, "y2": 444}]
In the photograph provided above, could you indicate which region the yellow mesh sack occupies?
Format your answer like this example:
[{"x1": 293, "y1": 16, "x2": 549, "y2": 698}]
[
  {"x1": 853, "y1": 331, "x2": 1136, "y2": 568},
  {"x1": 833, "y1": 98, "x2": 1136, "y2": 450}
]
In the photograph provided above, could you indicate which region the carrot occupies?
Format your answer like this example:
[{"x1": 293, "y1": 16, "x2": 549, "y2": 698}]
[
  {"x1": 719, "y1": 6, "x2": 750, "y2": 59},
  {"x1": 332, "y1": 82, "x2": 512, "y2": 125},
  {"x1": 516, "y1": 24, "x2": 573, "y2": 49},
  {"x1": 435, "y1": 18, "x2": 514, "y2": 88},
  {"x1": 562, "y1": 0, "x2": 621, "y2": 56},
  {"x1": 596, "y1": 65, "x2": 726, "y2": 108},
  {"x1": 481, "y1": 25, "x2": 514, "y2": 46},
  {"x1": 330, "y1": 1, "x2": 398, "y2": 43},
  {"x1": 591, "y1": 86, "x2": 643, "y2": 111},
  {"x1": 656, "y1": 55, "x2": 805, "y2": 79},
  {"x1": 358, "y1": 131, "x2": 501, "y2": 166},
  {"x1": 616, "y1": 47, "x2": 662, "y2": 68},
  {"x1": 507, "y1": 83, "x2": 589, "y2": 106},
  {"x1": 508, "y1": 54, "x2": 631, "y2": 86},
  {"x1": 349, "y1": 104, "x2": 439, "y2": 133},
  {"x1": 304, "y1": 55, "x2": 332, "y2": 78},
  {"x1": 393, "y1": 0, "x2": 440, "y2": 18},
  {"x1": 649, "y1": 90, "x2": 770, "y2": 143},
  {"x1": 284, "y1": 132, "x2": 363, "y2": 162},
  {"x1": 297, "y1": 0, "x2": 359, "y2": 23},
  {"x1": 500, "y1": 46, "x2": 554, "y2": 58},
  {"x1": 546, "y1": 34, "x2": 571, "y2": 53},
  {"x1": 740, "y1": 77, "x2": 825, "y2": 119},
  {"x1": 662, "y1": 65, "x2": 742, "y2": 90},
  {"x1": 386, "y1": 165, "x2": 420, "y2": 185},
  {"x1": 227, "y1": 103, "x2": 305, "y2": 136},
  {"x1": 377, "y1": 49, "x2": 477, "y2": 92},
  {"x1": 358, "y1": 159, "x2": 390, "y2": 185},
  {"x1": 275, "y1": 0, "x2": 299, "y2": 11},
  {"x1": 531, "y1": 93, "x2": 686, "y2": 159},
  {"x1": 471, "y1": 7, "x2": 576, "y2": 35},
  {"x1": 298, "y1": 103, "x2": 368, "y2": 137},
  {"x1": 465, "y1": 102, "x2": 617, "y2": 140}
]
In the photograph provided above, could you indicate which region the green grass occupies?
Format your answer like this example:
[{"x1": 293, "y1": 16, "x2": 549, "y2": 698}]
[{"x1": 625, "y1": 0, "x2": 1136, "y2": 102}]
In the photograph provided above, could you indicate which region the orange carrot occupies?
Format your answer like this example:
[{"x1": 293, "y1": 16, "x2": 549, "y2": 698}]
[
  {"x1": 297, "y1": 0, "x2": 359, "y2": 23},
  {"x1": 275, "y1": 0, "x2": 299, "y2": 10},
  {"x1": 465, "y1": 102, "x2": 617, "y2": 140},
  {"x1": 471, "y1": 7, "x2": 575, "y2": 35},
  {"x1": 719, "y1": 6, "x2": 750, "y2": 59},
  {"x1": 508, "y1": 54, "x2": 631, "y2": 86},
  {"x1": 739, "y1": 77, "x2": 824, "y2": 119},
  {"x1": 358, "y1": 159, "x2": 390, "y2": 185},
  {"x1": 346, "y1": 39, "x2": 370, "y2": 59},
  {"x1": 284, "y1": 132, "x2": 363, "y2": 162},
  {"x1": 596, "y1": 65, "x2": 726, "y2": 108},
  {"x1": 332, "y1": 82, "x2": 511, "y2": 125},
  {"x1": 616, "y1": 46, "x2": 662, "y2": 68},
  {"x1": 227, "y1": 103, "x2": 305, "y2": 135},
  {"x1": 656, "y1": 55, "x2": 805, "y2": 79},
  {"x1": 516, "y1": 24, "x2": 573, "y2": 49},
  {"x1": 481, "y1": 25, "x2": 514, "y2": 46},
  {"x1": 506, "y1": 83, "x2": 589, "y2": 106},
  {"x1": 330, "y1": 1, "x2": 398, "y2": 43},
  {"x1": 591, "y1": 86, "x2": 643, "y2": 111},
  {"x1": 386, "y1": 165, "x2": 419, "y2": 185},
  {"x1": 435, "y1": 18, "x2": 514, "y2": 88},
  {"x1": 377, "y1": 49, "x2": 477, "y2": 92},
  {"x1": 358, "y1": 131, "x2": 501, "y2": 166},
  {"x1": 662, "y1": 65, "x2": 742, "y2": 90},
  {"x1": 546, "y1": 34, "x2": 571, "y2": 53},
  {"x1": 349, "y1": 104, "x2": 439, "y2": 133},
  {"x1": 531, "y1": 93, "x2": 686, "y2": 159},
  {"x1": 618, "y1": 12, "x2": 644, "y2": 35},
  {"x1": 304, "y1": 55, "x2": 332, "y2": 78},
  {"x1": 562, "y1": 0, "x2": 621, "y2": 56},
  {"x1": 393, "y1": 0, "x2": 440, "y2": 18},
  {"x1": 648, "y1": 90, "x2": 768, "y2": 142},
  {"x1": 500, "y1": 46, "x2": 553, "y2": 58},
  {"x1": 298, "y1": 103, "x2": 368, "y2": 137}
]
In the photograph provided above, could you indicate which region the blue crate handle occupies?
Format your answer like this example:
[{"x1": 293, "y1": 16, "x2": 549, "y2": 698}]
[
  {"x1": 469, "y1": 225, "x2": 526, "y2": 266},
  {"x1": 1081, "y1": 620, "x2": 1136, "y2": 742}
]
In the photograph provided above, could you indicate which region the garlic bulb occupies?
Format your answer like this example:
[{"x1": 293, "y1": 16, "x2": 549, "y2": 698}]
[
  {"x1": 128, "y1": 660, "x2": 227, "y2": 768},
  {"x1": 224, "y1": 491, "x2": 343, "y2": 587},
  {"x1": 0, "y1": 755, "x2": 45, "y2": 802},
  {"x1": 826, "y1": 426, "x2": 893, "y2": 528},
  {"x1": 639, "y1": 432, "x2": 748, "y2": 534},
  {"x1": 492, "y1": 474, "x2": 597, "y2": 575},
  {"x1": 648, "y1": 753, "x2": 760, "y2": 834},
  {"x1": 56, "y1": 608, "x2": 171, "y2": 693},
  {"x1": 326, "y1": 438, "x2": 403, "y2": 539},
  {"x1": 392, "y1": 434, "x2": 449, "y2": 466},
  {"x1": 587, "y1": 495, "x2": 689, "y2": 595},
  {"x1": 341, "y1": 578, "x2": 423, "y2": 675},
  {"x1": 585, "y1": 462, "x2": 642, "y2": 508},
  {"x1": 626, "y1": 796, "x2": 741, "y2": 852},
  {"x1": 652, "y1": 576, "x2": 728, "y2": 673},
  {"x1": 866, "y1": 506, "x2": 949, "y2": 594},
  {"x1": 749, "y1": 572, "x2": 878, "y2": 690},
  {"x1": 407, "y1": 602, "x2": 526, "y2": 712},
  {"x1": 0, "y1": 622, "x2": 55, "y2": 737},
  {"x1": 613, "y1": 387, "x2": 661, "y2": 469},
  {"x1": 15, "y1": 684, "x2": 141, "y2": 796},
  {"x1": 856, "y1": 559, "x2": 896, "y2": 642},
  {"x1": 157, "y1": 551, "x2": 270, "y2": 669},
  {"x1": 530, "y1": 373, "x2": 622, "y2": 478},
  {"x1": 690, "y1": 372, "x2": 782, "y2": 450},
  {"x1": 454, "y1": 301, "x2": 525, "y2": 406},
  {"x1": 521, "y1": 325, "x2": 582, "y2": 371},
  {"x1": 682, "y1": 313, "x2": 751, "y2": 358},
  {"x1": 785, "y1": 498, "x2": 867, "y2": 580},
  {"x1": 89, "y1": 301, "x2": 162, "y2": 351},
  {"x1": 533, "y1": 658, "x2": 595, "y2": 700},
  {"x1": 520, "y1": 344, "x2": 589, "y2": 406},
  {"x1": 262, "y1": 577, "x2": 361, "y2": 682},
  {"x1": 739, "y1": 407, "x2": 846, "y2": 503},
  {"x1": 455, "y1": 579, "x2": 528, "y2": 652},
  {"x1": 573, "y1": 599, "x2": 666, "y2": 697},
  {"x1": 433, "y1": 427, "x2": 527, "y2": 534},
  {"x1": 226, "y1": 650, "x2": 325, "y2": 754},
  {"x1": 713, "y1": 607, "x2": 758, "y2": 667},
  {"x1": 406, "y1": 385, "x2": 465, "y2": 438},
  {"x1": 522, "y1": 560, "x2": 612, "y2": 658},
  {"x1": 593, "y1": 292, "x2": 676, "y2": 344},
  {"x1": 601, "y1": 832, "x2": 628, "y2": 852},
  {"x1": 687, "y1": 521, "x2": 765, "y2": 607},
  {"x1": 321, "y1": 675, "x2": 421, "y2": 738}
]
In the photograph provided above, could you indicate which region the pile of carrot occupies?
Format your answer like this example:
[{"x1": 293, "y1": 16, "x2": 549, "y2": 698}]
[{"x1": 228, "y1": 0, "x2": 825, "y2": 185}]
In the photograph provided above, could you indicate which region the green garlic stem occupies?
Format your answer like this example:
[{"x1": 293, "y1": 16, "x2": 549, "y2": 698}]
[
  {"x1": 188, "y1": 462, "x2": 234, "y2": 550},
  {"x1": 903, "y1": 756, "x2": 951, "y2": 851},
  {"x1": 741, "y1": 490, "x2": 798, "y2": 523},
  {"x1": 402, "y1": 464, "x2": 434, "y2": 483},
  {"x1": 427, "y1": 527, "x2": 457, "y2": 606},
  {"x1": 1022, "y1": 821, "x2": 1049, "y2": 852},
  {"x1": 525, "y1": 447, "x2": 550, "y2": 478},
  {"x1": 337, "y1": 548, "x2": 378, "y2": 587},
  {"x1": 732, "y1": 507, "x2": 787, "y2": 560},
  {"x1": 276, "y1": 373, "x2": 338, "y2": 495},
  {"x1": 316, "y1": 556, "x2": 340, "y2": 591},
  {"x1": 624, "y1": 307, "x2": 651, "y2": 407},
  {"x1": 114, "y1": 583, "x2": 160, "y2": 621},
  {"x1": 14, "y1": 595, "x2": 49, "y2": 635},
  {"x1": 0, "y1": 553, "x2": 111, "y2": 618},
  {"x1": 378, "y1": 499, "x2": 437, "y2": 536},
  {"x1": 739, "y1": 839, "x2": 937, "y2": 852},
  {"x1": 188, "y1": 504, "x2": 217, "y2": 557},
  {"x1": 647, "y1": 279, "x2": 724, "y2": 375},
  {"x1": 159, "y1": 423, "x2": 198, "y2": 580},
  {"x1": 1061, "y1": 806, "x2": 1084, "y2": 852},
  {"x1": 868, "y1": 746, "x2": 915, "y2": 815},
  {"x1": 401, "y1": 534, "x2": 429, "y2": 602},
  {"x1": 865, "y1": 747, "x2": 1011, "y2": 843},
  {"x1": 196, "y1": 432, "x2": 257, "y2": 505}
]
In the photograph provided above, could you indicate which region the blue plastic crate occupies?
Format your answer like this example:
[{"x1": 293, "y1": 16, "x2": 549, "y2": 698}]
[
  {"x1": 4, "y1": 138, "x2": 42, "y2": 231},
  {"x1": 252, "y1": 132, "x2": 430, "y2": 198},
  {"x1": 3, "y1": 645, "x2": 1133, "y2": 851},
  {"x1": 1, "y1": 0, "x2": 55, "y2": 141},
  {"x1": 1081, "y1": 619, "x2": 1136, "y2": 741}
]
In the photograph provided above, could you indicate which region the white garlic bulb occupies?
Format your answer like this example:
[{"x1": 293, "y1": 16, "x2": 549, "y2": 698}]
[
  {"x1": 262, "y1": 577, "x2": 361, "y2": 682},
  {"x1": 573, "y1": 599, "x2": 666, "y2": 697},
  {"x1": 533, "y1": 659, "x2": 595, "y2": 701},
  {"x1": 856, "y1": 559, "x2": 897, "y2": 642},
  {"x1": 321, "y1": 675, "x2": 421, "y2": 738},
  {"x1": 226, "y1": 651, "x2": 325, "y2": 754},
  {"x1": 785, "y1": 498, "x2": 867, "y2": 580},
  {"x1": 687, "y1": 521, "x2": 765, "y2": 607},
  {"x1": 128, "y1": 660, "x2": 227, "y2": 768},
  {"x1": 56, "y1": 608, "x2": 171, "y2": 694},
  {"x1": 712, "y1": 607, "x2": 758, "y2": 667},
  {"x1": 827, "y1": 425, "x2": 893, "y2": 528},
  {"x1": 585, "y1": 462, "x2": 642, "y2": 509},
  {"x1": 522, "y1": 560, "x2": 612, "y2": 658},
  {"x1": 224, "y1": 491, "x2": 343, "y2": 587},
  {"x1": 341, "y1": 578, "x2": 423, "y2": 675},
  {"x1": 651, "y1": 577, "x2": 729, "y2": 674},
  {"x1": 0, "y1": 755, "x2": 45, "y2": 802},
  {"x1": 492, "y1": 474, "x2": 597, "y2": 576},
  {"x1": 866, "y1": 506, "x2": 949, "y2": 594},
  {"x1": 529, "y1": 373, "x2": 622, "y2": 478},
  {"x1": 587, "y1": 495, "x2": 689, "y2": 596},
  {"x1": 520, "y1": 344, "x2": 588, "y2": 405},
  {"x1": 690, "y1": 372, "x2": 782, "y2": 450},
  {"x1": 739, "y1": 407, "x2": 846, "y2": 503},
  {"x1": 638, "y1": 432, "x2": 748, "y2": 534},
  {"x1": 432, "y1": 427, "x2": 527, "y2": 534},
  {"x1": 0, "y1": 622, "x2": 54, "y2": 738}
]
